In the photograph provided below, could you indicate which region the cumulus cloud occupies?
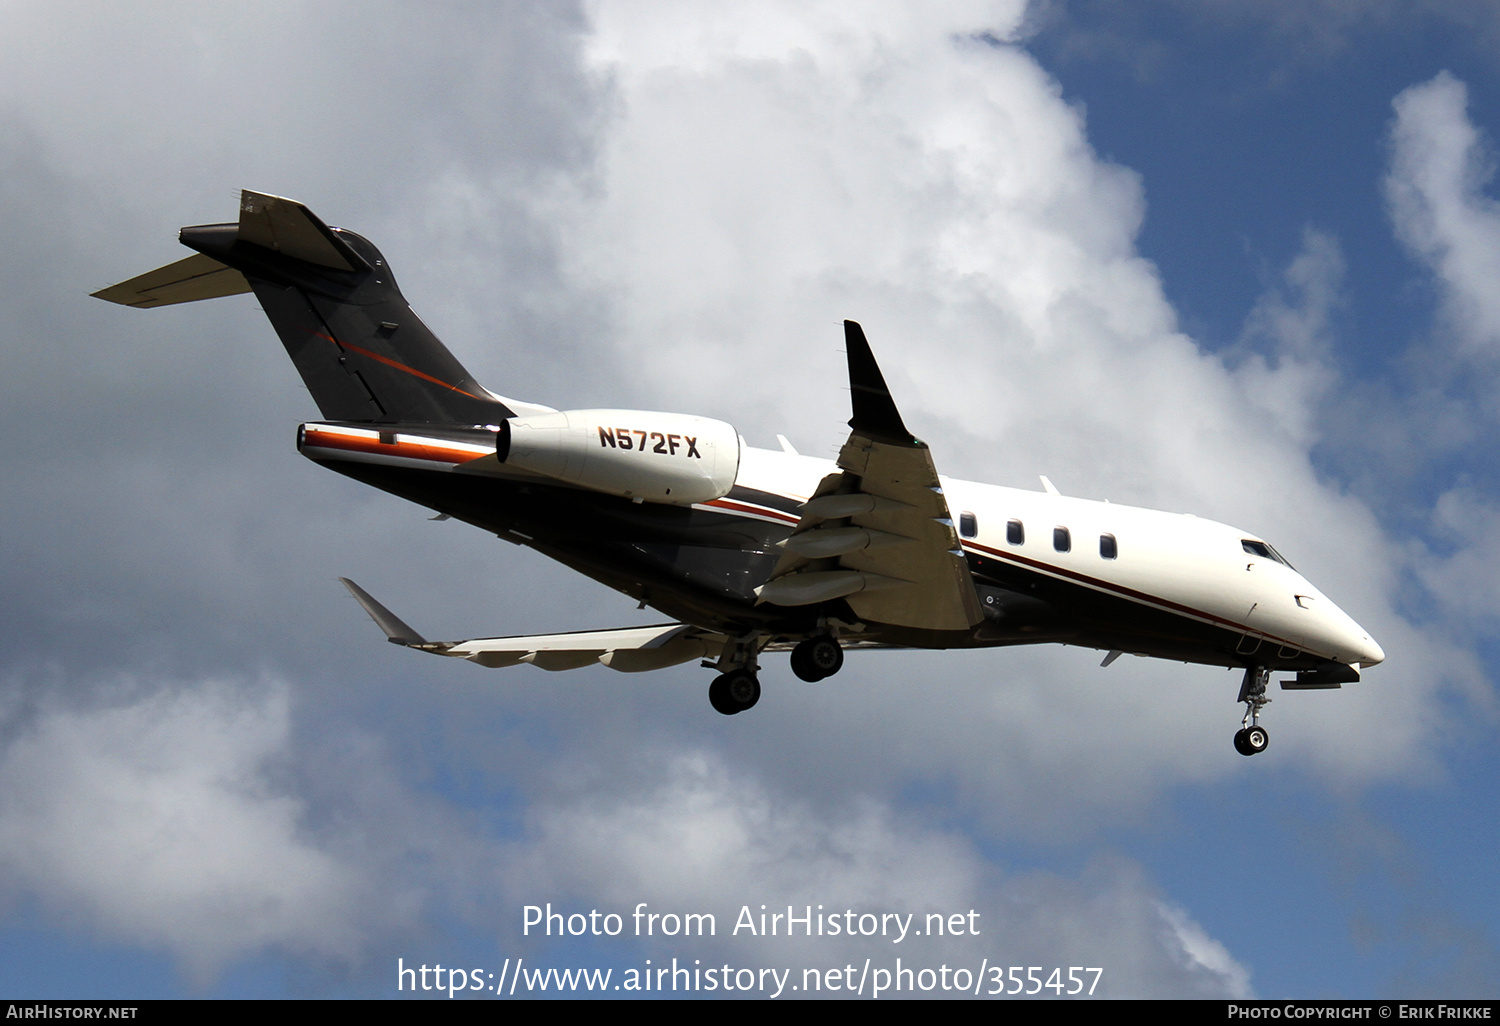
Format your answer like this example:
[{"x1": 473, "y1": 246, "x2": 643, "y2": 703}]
[
  {"x1": 554, "y1": 0, "x2": 1458, "y2": 807},
  {"x1": 1226, "y1": 227, "x2": 1345, "y2": 452},
  {"x1": 1, "y1": 0, "x2": 1493, "y2": 997},
  {"x1": 1379, "y1": 71, "x2": 1500, "y2": 711},
  {"x1": 1387, "y1": 71, "x2": 1500, "y2": 355},
  {"x1": 0, "y1": 674, "x2": 1256, "y2": 996},
  {"x1": 0, "y1": 680, "x2": 362, "y2": 982},
  {"x1": 0, "y1": 674, "x2": 543, "y2": 989},
  {"x1": 503, "y1": 750, "x2": 1253, "y2": 997}
]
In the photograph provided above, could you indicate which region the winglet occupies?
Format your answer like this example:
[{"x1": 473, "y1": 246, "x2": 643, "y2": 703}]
[
  {"x1": 339, "y1": 578, "x2": 428, "y2": 646},
  {"x1": 844, "y1": 320, "x2": 916, "y2": 446}
]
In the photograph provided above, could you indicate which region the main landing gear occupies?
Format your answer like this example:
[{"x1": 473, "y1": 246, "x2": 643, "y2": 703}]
[
  {"x1": 1233, "y1": 666, "x2": 1271, "y2": 756},
  {"x1": 709, "y1": 669, "x2": 761, "y2": 715},
  {"x1": 708, "y1": 633, "x2": 762, "y2": 716},
  {"x1": 707, "y1": 634, "x2": 846, "y2": 715},
  {"x1": 790, "y1": 634, "x2": 844, "y2": 682}
]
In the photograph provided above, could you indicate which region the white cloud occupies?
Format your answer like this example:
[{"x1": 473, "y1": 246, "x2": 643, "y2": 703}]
[
  {"x1": 1380, "y1": 71, "x2": 1500, "y2": 717},
  {"x1": 545, "y1": 0, "x2": 1462, "y2": 811},
  {"x1": 1, "y1": 1, "x2": 1494, "y2": 997},
  {"x1": 0, "y1": 681, "x2": 363, "y2": 981},
  {"x1": 1387, "y1": 71, "x2": 1500, "y2": 356},
  {"x1": 503, "y1": 749, "x2": 1253, "y2": 997},
  {"x1": 1158, "y1": 902, "x2": 1253, "y2": 999},
  {"x1": 0, "y1": 674, "x2": 1259, "y2": 996},
  {"x1": 1229, "y1": 227, "x2": 1344, "y2": 448}
]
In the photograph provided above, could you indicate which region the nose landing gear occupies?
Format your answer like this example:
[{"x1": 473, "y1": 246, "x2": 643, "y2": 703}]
[
  {"x1": 1233, "y1": 723, "x2": 1269, "y2": 756},
  {"x1": 1234, "y1": 667, "x2": 1271, "y2": 756}
]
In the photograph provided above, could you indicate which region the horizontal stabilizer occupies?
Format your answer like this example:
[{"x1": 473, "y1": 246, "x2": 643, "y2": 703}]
[
  {"x1": 235, "y1": 190, "x2": 367, "y2": 272},
  {"x1": 94, "y1": 189, "x2": 514, "y2": 425},
  {"x1": 92, "y1": 190, "x2": 363, "y2": 309},
  {"x1": 91, "y1": 253, "x2": 251, "y2": 308}
]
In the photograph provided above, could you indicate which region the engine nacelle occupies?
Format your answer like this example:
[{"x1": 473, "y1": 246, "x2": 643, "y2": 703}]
[{"x1": 497, "y1": 409, "x2": 741, "y2": 506}]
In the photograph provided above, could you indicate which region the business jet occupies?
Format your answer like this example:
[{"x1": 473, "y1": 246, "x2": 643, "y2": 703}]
[{"x1": 93, "y1": 191, "x2": 1384, "y2": 755}]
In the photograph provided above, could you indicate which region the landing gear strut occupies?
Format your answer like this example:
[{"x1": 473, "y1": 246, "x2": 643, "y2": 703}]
[
  {"x1": 708, "y1": 634, "x2": 763, "y2": 715},
  {"x1": 790, "y1": 635, "x2": 844, "y2": 682},
  {"x1": 1233, "y1": 666, "x2": 1271, "y2": 756}
]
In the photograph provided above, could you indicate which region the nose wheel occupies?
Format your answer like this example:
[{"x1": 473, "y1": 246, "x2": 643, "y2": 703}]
[
  {"x1": 1234, "y1": 667, "x2": 1272, "y2": 756},
  {"x1": 1233, "y1": 724, "x2": 1269, "y2": 756}
]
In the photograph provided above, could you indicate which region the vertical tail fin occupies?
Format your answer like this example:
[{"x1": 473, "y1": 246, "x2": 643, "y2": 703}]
[{"x1": 94, "y1": 190, "x2": 513, "y2": 426}]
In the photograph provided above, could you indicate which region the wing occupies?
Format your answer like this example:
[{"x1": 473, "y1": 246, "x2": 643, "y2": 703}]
[
  {"x1": 755, "y1": 321, "x2": 984, "y2": 633},
  {"x1": 340, "y1": 578, "x2": 727, "y2": 672}
]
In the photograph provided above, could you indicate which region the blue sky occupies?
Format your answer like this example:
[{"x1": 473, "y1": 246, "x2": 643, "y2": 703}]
[{"x1": 0, "y1": 0, "x2": 1496, "y2": 999}]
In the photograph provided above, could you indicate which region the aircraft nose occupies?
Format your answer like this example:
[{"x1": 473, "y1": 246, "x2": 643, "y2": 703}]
[{"x1": 1311, "y1": 590, "x2": 1384, "y2": 669}]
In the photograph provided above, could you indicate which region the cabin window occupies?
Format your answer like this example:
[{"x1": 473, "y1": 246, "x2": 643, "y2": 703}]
[
  {"x1": 1007, "y1": 519, "x2": 1024, "y2": 545},
  {"x1": 1053, "y1": 526, "x2": 1071, "y2": 553},
  {"x1": 959, "y1": 511, "x2": 978, "y2": 538},
  {"x1": 1100, "y1": 533, "x2": 1117, "y2": 559}
]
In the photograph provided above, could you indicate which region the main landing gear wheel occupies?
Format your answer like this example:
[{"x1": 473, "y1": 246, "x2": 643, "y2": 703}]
[
  {"x1": 1233, "y1": 725, "x2": 1270, "y2": 756},
  {"x1": 790, "y1": 636, "x2": 844, "y2": 682},
  {"x1": 709, "y1": 670, "x2": 761, "y2": 715}
]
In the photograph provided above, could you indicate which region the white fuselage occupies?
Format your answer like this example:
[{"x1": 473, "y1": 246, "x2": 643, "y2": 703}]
[
  {"x1": 727, "y1": 445, "x2": 1384, "y2": 670},
  {"x1": 297, "y1": 421, "x2": 1383, "y2": 672}
]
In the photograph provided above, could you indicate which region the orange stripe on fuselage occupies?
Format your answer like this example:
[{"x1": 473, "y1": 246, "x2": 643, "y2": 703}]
[
  {"x1": 312, "y1": 331, "x2": 483, "y2": 400},
  {"x1": 702, "y1": 497, "x2": 801, "y2": 524},
  {"x1": 303, "y1": 426, "x2": 487, "y2": 466}
]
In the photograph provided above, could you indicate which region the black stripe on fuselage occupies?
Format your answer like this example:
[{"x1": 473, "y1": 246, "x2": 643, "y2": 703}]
[{"x1": 960, "y1": 541, "x2": 1320, "y2": 670}]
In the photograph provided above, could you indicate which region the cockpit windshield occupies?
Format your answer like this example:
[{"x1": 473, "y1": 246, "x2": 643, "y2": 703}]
[{"x1": 1242, "y1": 539, "x2": 1295, "y2": 569}]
